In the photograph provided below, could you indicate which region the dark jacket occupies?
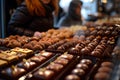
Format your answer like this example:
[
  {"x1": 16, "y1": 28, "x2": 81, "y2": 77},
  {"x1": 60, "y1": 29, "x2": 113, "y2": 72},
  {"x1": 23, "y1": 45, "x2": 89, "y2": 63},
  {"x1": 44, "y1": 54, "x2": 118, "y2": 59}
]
[
  {"x1": 57, "y1": 0, "x2": 82, "y2": 27},
  {"x1": 7, "y1": 2, "x2": 54, "y2": 36}
]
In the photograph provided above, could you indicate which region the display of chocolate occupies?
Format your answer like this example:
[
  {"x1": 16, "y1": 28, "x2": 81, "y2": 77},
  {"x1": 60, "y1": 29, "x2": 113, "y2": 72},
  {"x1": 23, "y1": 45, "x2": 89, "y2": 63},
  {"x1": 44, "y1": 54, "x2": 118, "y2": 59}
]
[
  {"x1": 0, "y1": 53, "x2": 18, "y2": 63},
  {"x1": 16, "y1": 59, "x2": 37, "y2": 71},
  {"x1": 0, "y1": 59, "x2": 8, "y2": 68},
  {"x1": 33, "y1": 68, "x2": 55, "y2": 80},
  {"x1": 93, "y1": 61, "x2": 114, "y2": 80},
  {"x1": 0, "y1": 65, "x2": 26, "y2": 80},
  {"x1": 65, "y1": 74, "x2": 81, "y2": 80},
  {"x1": 30, "y1": 53, "x2": 74, "y2": 80},
  {"x1": 0, "y1": 23, "x2": 120, "y2": 80},
  {"x1": 63, "y1": 58, "x2": 93, "y2": 80}
]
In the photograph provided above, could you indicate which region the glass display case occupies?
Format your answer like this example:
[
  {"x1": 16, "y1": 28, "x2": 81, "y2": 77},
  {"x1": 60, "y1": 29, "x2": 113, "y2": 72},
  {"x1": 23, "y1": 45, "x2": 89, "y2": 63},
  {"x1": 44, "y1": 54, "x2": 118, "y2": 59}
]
[{"x1": 0, "y1": 0, "x2": 6, "y2": 38}]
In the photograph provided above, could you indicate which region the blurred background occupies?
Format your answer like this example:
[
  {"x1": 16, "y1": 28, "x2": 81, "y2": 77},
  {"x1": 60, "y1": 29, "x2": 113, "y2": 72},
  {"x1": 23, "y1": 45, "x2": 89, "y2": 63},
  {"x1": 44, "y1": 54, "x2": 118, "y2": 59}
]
[{"x1": 0, "y1": 0, "x2": 120, "y2": 38}]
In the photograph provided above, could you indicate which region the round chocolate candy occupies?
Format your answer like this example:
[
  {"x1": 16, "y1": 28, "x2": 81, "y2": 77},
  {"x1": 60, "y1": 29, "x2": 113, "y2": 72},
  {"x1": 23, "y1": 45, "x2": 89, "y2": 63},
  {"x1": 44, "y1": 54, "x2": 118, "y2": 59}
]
[
  {"x1": 94, "y1": 72, "x2": 110, "y2": 80},
  {"x1": 76, "y1": 63, "x2": 89, "y2": 71},
  {"x1": 81, "y1": 48, "x2": 90, "y2": 55},
  {"x1": 80, "y1": 59, "x2": 92, "y2": 66},
  {"x1": 37, "y1": 69, "x2": 55, "y2": 80},
  {"x1": 65, "y1": 74, "x2": 81, "y2": 80},
  {"x1": 98, "y1": 67, "x2": 112, "y2": 74},
  {"x1": 72, "y1": 68, "x2": 85, "y2": 77},
  {"x1": 91, "y1": 51, "x2": 101, "y2": 58},
  {"x1": 101, "y1": 61, "x2": 114, "y2": 68},
  {"x1": 68, "y1": 48, "x2": 79, "y2": 55},
  {"x1": 104, "y1": 30, "x2": 111, "y2": 36}
]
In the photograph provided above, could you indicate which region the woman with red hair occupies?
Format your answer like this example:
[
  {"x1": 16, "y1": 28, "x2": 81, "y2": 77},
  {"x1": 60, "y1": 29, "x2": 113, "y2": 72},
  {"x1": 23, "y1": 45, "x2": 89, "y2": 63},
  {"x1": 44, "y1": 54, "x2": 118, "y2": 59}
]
[{"x1": 8, "y1": 0, "x2": 59, "y2": 36}]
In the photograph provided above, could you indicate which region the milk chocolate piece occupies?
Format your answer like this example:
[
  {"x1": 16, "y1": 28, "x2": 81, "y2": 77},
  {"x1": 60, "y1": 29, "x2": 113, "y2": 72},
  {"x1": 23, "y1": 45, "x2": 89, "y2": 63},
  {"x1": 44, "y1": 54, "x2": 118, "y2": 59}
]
[
  {"x1": 76, "y1": 64, "x2": 88, "y2": 71},
  {"x1": 72, "y1": 68, "x2": 85, "y2": 77},
  {"x1": 17, "y1": 59, "x2": 37, "y2": 71},
  {"x1": 101, "y1": 61, "x2": 114, "y2": 68},
  {"x1": 59, "y1": 54, "x2": 73, "y2": 60},
  {"x1": 46, "y1": 63, "x2": 63, "y2": 72},
  {"x1": 80, "y1": 59, "x2": 92, "y2": 66},
  {"x1": 65, "y1": 74, "x2": 81, "y2": 80},
  {"x1": 30, "y1": 56, "x2": 46, "y2": 64},
  {"x1": 98, "y1": 67, "x2": 112, "y2": 74},
  {"x1": 33, "y1": 69, "x2": 55, "y2": 80},
  {"x1": 54, "y1": 58, "x2": 69, "y2": 66},
  {"x1": 94, "y1": 72, "x2": 110, "y2": 80}
]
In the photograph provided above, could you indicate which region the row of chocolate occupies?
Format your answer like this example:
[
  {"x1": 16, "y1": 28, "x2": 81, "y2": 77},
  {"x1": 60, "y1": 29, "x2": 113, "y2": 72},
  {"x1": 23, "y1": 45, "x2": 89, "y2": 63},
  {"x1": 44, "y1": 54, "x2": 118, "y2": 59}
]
[
  {"x1": 64, "y1": 60, "x2": 114, "y2": 80},
  {"x1": 0, "y1": 49, "x2": 116, "y2": 80},
  {"x1": 0, "y1": 51, "x2": 54, "y2": 80},
  {"x1": 65, "y1": 59, "x2": 93, "y2": 80},
  {"x1": 0, "y1": 23, "x2": 119, "y2": 52},
  {"x1": 0, "y1": 47, "x2": 33, "y2": 68},
  {"x1": 31, "y1": 53, "x2": 74, "y2": 80},
  {"x1": 0, "y1": 29, "x2": 74, "y2": 50},
  {"x1": 17, "y1": 54, "x2": 115, "y2": 80},
  {"x1": 68, "y1": 35, "x2": 115, "y2": 58},
  {"x1": 94, "y1": 61, "x2": 114, "y2": 80}
]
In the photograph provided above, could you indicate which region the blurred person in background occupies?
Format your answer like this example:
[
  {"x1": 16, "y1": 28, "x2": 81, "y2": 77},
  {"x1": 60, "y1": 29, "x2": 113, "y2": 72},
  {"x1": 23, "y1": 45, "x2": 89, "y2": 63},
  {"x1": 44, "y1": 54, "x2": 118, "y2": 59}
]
[
  {"x1": 54, "y1": 0, "x2": 65, "y2": 27},
  {"x1": 57, "y1": 0, "x2": 83, "y2": 27},
  {"x1": 7, "y1": 0, "x2": 59, "y2": 37}
]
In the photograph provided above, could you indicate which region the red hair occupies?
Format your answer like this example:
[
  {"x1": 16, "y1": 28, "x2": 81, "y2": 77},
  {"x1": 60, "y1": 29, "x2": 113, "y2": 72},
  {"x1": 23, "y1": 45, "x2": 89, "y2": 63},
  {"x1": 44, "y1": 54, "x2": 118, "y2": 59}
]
[{"x1": 25, "y1": 0, "x2": 59, "y2": 16}]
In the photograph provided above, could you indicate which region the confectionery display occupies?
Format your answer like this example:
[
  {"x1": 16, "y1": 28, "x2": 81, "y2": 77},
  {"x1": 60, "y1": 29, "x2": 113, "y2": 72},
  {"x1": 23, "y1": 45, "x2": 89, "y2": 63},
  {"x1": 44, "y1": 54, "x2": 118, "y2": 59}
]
[{"x1": 0, "y1": 23, "x2": 120, "y2": 80}]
